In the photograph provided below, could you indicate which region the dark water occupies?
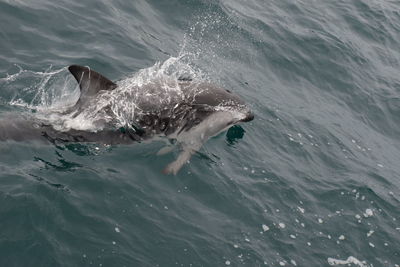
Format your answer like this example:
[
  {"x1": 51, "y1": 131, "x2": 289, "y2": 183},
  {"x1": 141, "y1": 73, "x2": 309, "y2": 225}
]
[{"x1": 1, "y1": 0, "x2": 400, "y2": 266}]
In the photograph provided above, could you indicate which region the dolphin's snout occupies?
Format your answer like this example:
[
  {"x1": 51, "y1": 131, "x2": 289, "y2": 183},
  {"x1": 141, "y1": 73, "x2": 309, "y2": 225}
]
[{"x1": 241, "y1": 111, "x2": 254, "y2": 122}]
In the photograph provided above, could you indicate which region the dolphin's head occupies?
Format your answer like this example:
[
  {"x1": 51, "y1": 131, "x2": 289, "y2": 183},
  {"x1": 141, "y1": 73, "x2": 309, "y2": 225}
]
[
  {"x1": 219, "y1": 88, "x2": 254, "y2": 123},
  {"x1": 187, "y1": 83, "x2": 254, "y2": 123},
  {"x1": 240, "y1": 109, "x2": 255, "y2": 122}
]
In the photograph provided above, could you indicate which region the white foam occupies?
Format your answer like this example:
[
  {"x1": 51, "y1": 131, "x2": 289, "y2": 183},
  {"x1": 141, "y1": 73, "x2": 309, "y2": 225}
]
[
  {"x1": 363, "y1": 209, "x2": 373, "y2": 217},
  {"x1": 327, "y1": 256, "x2": 369, "y2": 267},
  {"x1": 262, "y1": 224, "x2": 270, "y2": 232}
]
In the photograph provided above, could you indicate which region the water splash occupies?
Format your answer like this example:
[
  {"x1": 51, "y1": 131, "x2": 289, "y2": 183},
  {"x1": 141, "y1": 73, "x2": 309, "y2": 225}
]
[
  {"x1": 178, "y1": 9, "x2": 244, "y2": 83},
  {"x1": 1, "y1": 56, "x2": 209, "y2": 132},
  {"x1": 1, "y1": 65, "x2": 78, "y2": 111}
]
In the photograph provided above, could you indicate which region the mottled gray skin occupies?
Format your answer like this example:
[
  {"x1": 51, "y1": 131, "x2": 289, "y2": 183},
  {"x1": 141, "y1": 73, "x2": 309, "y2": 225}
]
[{"x1": 0, "y1": 65, "x2": 254, "y2": 174}]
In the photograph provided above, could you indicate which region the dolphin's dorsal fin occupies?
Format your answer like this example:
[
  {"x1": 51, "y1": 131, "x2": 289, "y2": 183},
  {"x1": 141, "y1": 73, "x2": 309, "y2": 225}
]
[{"x1": 68, "y1": 65, "x2": 117, "y2": 106}]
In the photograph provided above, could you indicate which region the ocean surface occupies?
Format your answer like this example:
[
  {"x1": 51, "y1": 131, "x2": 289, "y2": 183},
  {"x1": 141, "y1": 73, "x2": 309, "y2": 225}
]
[{"x1": 1, "y1": 0, "x2": 400, "y2": 266}]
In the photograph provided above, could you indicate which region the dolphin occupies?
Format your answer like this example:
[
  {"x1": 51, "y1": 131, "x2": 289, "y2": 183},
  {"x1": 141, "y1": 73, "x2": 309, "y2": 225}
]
[{"x1": 0, "y1": 65, "x2": 254, "y2": 174}]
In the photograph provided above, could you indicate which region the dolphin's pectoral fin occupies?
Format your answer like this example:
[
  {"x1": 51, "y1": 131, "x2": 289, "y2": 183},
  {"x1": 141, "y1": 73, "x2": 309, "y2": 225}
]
[
  {"x1": 68, "y1": 65, "x2": 117, "y2": 106},
  {"x1": 163, "y1": 148, "x2": 195, "y2": 175}
]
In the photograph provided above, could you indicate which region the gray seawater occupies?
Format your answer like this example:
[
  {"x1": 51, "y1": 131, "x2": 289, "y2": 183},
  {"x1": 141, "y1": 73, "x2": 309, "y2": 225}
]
[{"x1": 1, "y1": 0, "x2": 400, "y2": 266}]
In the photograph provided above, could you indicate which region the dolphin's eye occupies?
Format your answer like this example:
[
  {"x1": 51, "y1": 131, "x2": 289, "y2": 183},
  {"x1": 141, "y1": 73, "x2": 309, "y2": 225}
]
[{"x1": 226, "y1": 89, "x2": 232, "y2": 93}]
